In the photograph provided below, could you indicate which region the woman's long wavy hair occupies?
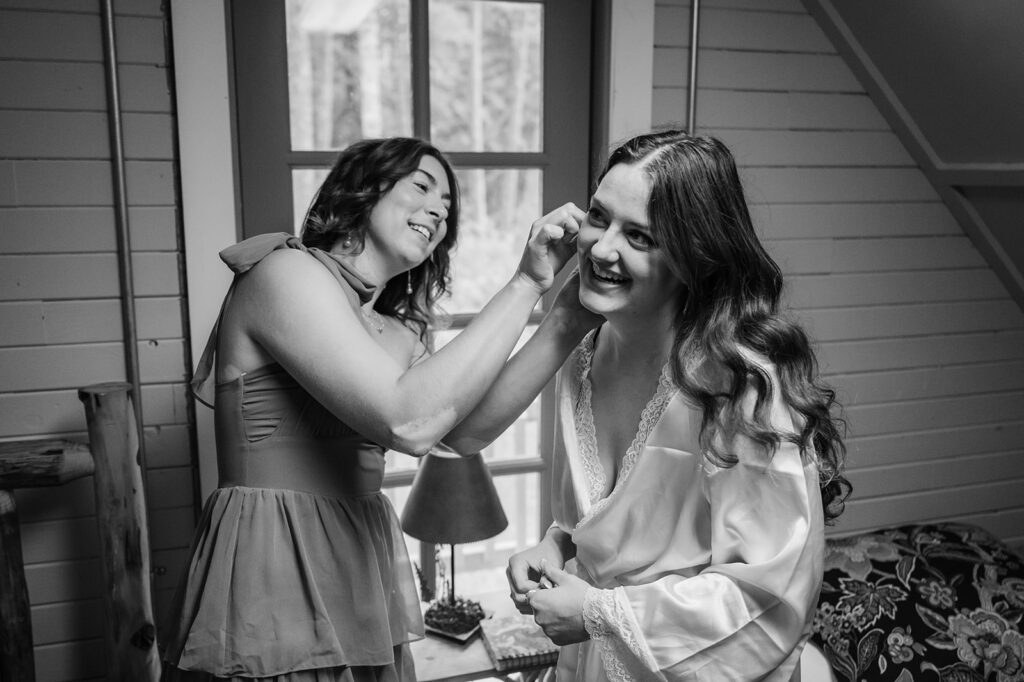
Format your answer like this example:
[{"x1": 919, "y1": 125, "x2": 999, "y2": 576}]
[
  {"x1": 601, "y1": 129, "x2": 850, "y2": 523},
  {"x1": 299, "y1": 137, "x2": 461, "y2": 341}
]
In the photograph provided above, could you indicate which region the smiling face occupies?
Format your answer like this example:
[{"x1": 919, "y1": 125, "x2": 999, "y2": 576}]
[
  {"x1": 365, "y1": 154, "x2": 452, "y2": 271},
  {"x1": 578, "y1": 162, "x2": 685, "y2": 322}
]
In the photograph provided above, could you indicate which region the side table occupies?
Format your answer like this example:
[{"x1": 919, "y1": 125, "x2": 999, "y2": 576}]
[{"x1": 411, "y1": 591, "x2": 554, "y2": 682}]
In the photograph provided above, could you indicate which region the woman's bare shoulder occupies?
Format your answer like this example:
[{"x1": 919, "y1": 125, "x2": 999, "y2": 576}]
[
  {"x1": 224, "y1": 247, "x2": 355, "y2": 346},
  {"x1": 237, "y1": 247, "x2": 344, "y2": 302},
  {"x1": 245, "y1": 245, "x2": 322, "y2": 279}
]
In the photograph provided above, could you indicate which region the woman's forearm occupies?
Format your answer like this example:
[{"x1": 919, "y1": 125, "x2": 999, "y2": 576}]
[
  {"x1": 443, "y1": 307, "x2": 591, "y2": 454},
  {"x1": 379, "y1": 274, "x2": 552, "y2": 452}
]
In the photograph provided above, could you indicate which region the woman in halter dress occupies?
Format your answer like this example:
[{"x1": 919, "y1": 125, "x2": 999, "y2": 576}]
[
  {"x1": 160, "y1": 137, "x2": 583, "y2": 681},
  {"x1": 445, "y1": 130, "x2": 851, "y2": 681}
]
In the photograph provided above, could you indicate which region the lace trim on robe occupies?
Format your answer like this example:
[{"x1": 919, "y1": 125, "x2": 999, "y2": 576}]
[
  {"x1": 572, "y1": 330, "x2": 677, "y2": 527},
  {"x1": 570, "y1": 330, "x2": 676, "y2": 680},
  {"x1": 573, "y1": 334, "x2": 607, "y2": 506},
  {"x1": 583, "y1": 587, "x2": 663, "y2": 682}
]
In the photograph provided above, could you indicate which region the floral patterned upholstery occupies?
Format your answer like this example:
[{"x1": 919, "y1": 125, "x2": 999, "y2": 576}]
[{"x1": 810, "y1": 523, "x2": 1024, "y2": 682}]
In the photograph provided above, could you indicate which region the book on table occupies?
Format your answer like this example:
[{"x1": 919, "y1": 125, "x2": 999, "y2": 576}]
[{"x1": 480, "y1": 614, "x2": 559, "y2": 671}]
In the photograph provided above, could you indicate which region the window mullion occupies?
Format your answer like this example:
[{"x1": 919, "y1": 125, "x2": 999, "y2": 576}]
[
  {"x1": 410, "y1": 0, "x2": 430, "y2": 140},
  {"x1": 411, "y1": 0, "x2": 431, "y2": 586}
]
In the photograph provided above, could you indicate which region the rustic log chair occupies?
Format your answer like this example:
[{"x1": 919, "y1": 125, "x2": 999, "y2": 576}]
[{"x1": 0, "y1": 383, "x2": 160, "y2": 682}]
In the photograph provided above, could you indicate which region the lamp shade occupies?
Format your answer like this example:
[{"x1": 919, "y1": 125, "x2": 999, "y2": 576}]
[{"x1": 400, "y1": 450, "x2": 508, "y2": 544}]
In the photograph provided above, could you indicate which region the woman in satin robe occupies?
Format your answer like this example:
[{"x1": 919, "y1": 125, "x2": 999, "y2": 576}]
[{"x1": 446, "y1": 130, "x2": 851, "y2": 681}]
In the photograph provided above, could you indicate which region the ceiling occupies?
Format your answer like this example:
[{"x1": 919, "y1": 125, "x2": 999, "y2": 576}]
[
  {"x1": 806, "y1": 0, "x2": 1024, "y2": 307},
  {"x1": 829, "y1": 0, "x2": 1024, "y2": 164}
]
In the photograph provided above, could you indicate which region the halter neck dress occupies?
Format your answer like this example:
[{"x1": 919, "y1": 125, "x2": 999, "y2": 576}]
[{"x1": 161, "y1": 233, "x2": 423, "y2": 681}]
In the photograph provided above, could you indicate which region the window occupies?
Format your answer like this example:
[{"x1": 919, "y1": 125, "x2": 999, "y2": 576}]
[{"x1": 231, "y1": 0, "x2": 593, "y2": 597}]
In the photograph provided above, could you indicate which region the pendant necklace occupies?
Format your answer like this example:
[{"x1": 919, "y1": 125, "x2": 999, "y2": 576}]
[{"x1": 361, "y1": 307, "x2": 385, "y2": 334}]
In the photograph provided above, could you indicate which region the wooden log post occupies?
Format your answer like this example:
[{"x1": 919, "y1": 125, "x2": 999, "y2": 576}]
[
  {"x1": 0, "y1": 489, "x2": 34, "y2": 682},
  {"x1": 0, "y1": 439, "x2": 95, "y2": 682},
  {"x1": 78, "y1": 382, "x2": 160, "y2": 682}
]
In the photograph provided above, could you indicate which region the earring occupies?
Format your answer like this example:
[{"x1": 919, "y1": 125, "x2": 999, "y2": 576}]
[
  {"x1": 406, "y1": 271, "x2": 413, "y2": 295},
  {"x1": 342, "y1": 236, "x2": 352, "y2": 249}
]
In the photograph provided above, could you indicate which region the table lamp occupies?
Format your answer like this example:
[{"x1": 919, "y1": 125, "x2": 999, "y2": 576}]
[{"x1": 400, "y1": 448, "x2": 508, "y2": 637}]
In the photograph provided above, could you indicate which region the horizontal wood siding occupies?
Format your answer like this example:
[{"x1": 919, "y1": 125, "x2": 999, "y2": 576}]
[
  {"x1": 0, "y1": 1, "x2": 195, "y2": 678},
  {"x1": 653, "y1": 0, "x2": 1024, "y2": 553}
]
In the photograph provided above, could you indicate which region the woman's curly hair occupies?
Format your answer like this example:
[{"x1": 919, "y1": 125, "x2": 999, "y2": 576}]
[
  {"x1": 601, "y1": 129, "x2": 851, "y2": 523},
  {"x1": 299, "y1": 137, "x2": 461, "y2": 341}
]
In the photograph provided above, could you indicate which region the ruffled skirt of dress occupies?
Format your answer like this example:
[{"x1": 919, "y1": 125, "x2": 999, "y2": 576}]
[{"x1": 161, "y1": 487, "x2": 424, "y2": 681}]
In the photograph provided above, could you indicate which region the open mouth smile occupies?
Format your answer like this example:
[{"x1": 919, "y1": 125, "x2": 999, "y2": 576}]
[
  {"x1": 409, "y1": 222, "x2": 434, "y2": 241},
  {"x1": 590, "y1": 261, "x2": 629, "y2": 285}
]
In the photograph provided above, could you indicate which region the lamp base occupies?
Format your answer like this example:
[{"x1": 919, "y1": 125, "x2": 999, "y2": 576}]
[{"x1": 423, "y1": 596, "x2": 486, "y2": 642}]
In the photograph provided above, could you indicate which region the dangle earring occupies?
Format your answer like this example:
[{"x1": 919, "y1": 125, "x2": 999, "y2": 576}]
[{"x1": 406, "y1": 271, "x2": 414, "y2": 295}]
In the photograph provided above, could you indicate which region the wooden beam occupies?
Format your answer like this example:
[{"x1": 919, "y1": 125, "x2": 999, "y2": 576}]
[
  {"x1": 0, "y1": 440, "x2": 94, "y2": 488},
  {"x1": 934, "y1": 165, "x2": 1024, "y2": 187}
]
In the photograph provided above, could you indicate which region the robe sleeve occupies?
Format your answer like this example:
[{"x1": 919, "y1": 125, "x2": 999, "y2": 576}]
[{"x1": 579, "y1": 362, "x2": 825, "y2": 681}]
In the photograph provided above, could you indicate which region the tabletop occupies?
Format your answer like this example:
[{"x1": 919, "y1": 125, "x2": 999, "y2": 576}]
[{"x1": 411, "y1": 591, "x2": 553, "y2": 682}]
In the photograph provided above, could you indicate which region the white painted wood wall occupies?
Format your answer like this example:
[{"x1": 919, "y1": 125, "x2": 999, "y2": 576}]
[
  {"x1": 652, "y1": 0, "x2": 1024, "y2": 547},
  {"x1": 2, "y1": 0, "x2": 1023, "y2": 678},
  {"x1": 0, "y1": 1, "x2": 195, "y2": 678}
]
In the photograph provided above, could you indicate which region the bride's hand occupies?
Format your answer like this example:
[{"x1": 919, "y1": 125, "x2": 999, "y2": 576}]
[{"x1": 515, "y1": 203, "x2": 585, "y2": 293}]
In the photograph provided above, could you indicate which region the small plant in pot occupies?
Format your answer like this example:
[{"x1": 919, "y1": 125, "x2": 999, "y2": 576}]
[
  {"x1": 422, "y1": 553, "x2": 485, "y2": 641},
  {"x1": 424, "y1": 591, "x2": 486, "y2": 638}
]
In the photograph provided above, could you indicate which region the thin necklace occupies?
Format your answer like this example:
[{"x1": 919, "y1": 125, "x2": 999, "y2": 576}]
[{"x1": 361, "y1": 307, "x2": 384, "y2": 334}]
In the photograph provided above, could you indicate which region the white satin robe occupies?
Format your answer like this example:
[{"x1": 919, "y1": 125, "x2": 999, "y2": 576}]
[{"x1": 551, "y1": 333, "x2": 825, "y2": 682}]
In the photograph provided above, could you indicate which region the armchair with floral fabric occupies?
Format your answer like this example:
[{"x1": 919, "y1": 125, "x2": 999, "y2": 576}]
[{"x1": 810, "y1": 522, "x2": 1024, "y2": 682}]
